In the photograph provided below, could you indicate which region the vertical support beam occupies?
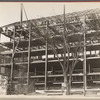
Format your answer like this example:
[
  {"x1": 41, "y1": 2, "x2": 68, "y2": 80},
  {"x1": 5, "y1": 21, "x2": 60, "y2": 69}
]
[
  {"x1": 27, "y1": 22, "x2": 31, "y2": 87},
  {"x1": 63, "y1": 5, "x2": 66, "y2": 35},
  {"x1": 20, "y1": 3, "x2": 23, "y2": 25},
  {"x1": 45, "y1": 20, "x2": 48, "y2": 91},
  {"x1": 51, "y1": 66, "x2": 53, "y2": 75},
  {"x1": 83, "y1": 16, "x2": 87, "y2": 96},
  {"x1": 95, "y1": 50, "x2": 96, "y2": 56},
  {"x1": 63, "y1": 5, "x2": 66, "y2": 68},
  {"x1": 0, "y1": 33, "x2": 1, "y2": 43},
  {"x1": 90, "y1": 50, "x2": 91, "y2": 56},
  {"x1": 10, "y1": 26, "x2": 15, "y2": 93},
  {"x1": 88, "y1": 63, "x2": 91, "y2": 73},
  {"x1": 34, "y1": 67, "x2": 36, "y2": 76},
  {"x1": 45, "y1": 41, "x2": 48, "y2": 91}
]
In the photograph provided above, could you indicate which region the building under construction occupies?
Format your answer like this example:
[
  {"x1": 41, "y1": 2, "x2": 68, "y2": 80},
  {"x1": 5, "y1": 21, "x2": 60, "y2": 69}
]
[{"x1": 0, "y1": 6, "x2": 100, "y2": 95}]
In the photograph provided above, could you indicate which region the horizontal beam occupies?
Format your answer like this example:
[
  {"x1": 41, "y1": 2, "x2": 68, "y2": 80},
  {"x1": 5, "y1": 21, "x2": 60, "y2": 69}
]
[
  {"x1": 13, "y1": 72, "x2": 100, "y2": 79},
  {"x1": 0, "y1": 56, "x2": 100, "y2": 67},
  {"x1": 1, "y1": 42, "x2": 100, "y2": 57}
]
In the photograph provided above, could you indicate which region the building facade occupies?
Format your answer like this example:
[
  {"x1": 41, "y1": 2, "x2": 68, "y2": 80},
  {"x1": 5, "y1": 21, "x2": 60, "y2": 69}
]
[{"x1": 0, "y1": 8, "x2": 100, "y2": 95}]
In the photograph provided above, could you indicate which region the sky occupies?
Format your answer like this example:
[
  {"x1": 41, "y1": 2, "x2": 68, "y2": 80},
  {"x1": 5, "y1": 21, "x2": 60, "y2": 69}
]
[{"x1": 0, "y1": 2, "x2": 100, "y2": 42}]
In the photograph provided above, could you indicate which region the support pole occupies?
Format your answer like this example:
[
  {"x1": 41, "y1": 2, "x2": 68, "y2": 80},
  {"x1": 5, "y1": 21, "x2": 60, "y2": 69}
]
[
  {"x1": 20, "y1": 3, "x2": 23, "y2": 25},
  {"x1": 83, "y1": 16, "x2": 87, "y2": 96},
  {"x1": 34, "y1": 67, "x2": 36, "y2": 76},
  {"x1": 27, "y1": 22, "x2": 31, "y2": 91},
  {"x1": 0, "y1": 33, "x2": 1, "y2": 43},
  {"x1": 88, "y1": 63, "x2": 90, "y2": 73},
  {"x1": 10, "y1": 26, "x2": 15, "y2": 94},
  {"x1": 45, "y1": 21, "x2": 48, "y2": 91}
]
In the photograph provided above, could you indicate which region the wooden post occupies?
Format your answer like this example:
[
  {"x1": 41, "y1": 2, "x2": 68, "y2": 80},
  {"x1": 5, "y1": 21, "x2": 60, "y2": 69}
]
[
  {"x1": 45, "y1": 20, "x2": 48, "y2": 91},
  {"x1": 27, "y1": 22, "x2": 31, "y2": 92},
  {"x1": 83, "y1": 16, "x2": 87, "y2": 96}
]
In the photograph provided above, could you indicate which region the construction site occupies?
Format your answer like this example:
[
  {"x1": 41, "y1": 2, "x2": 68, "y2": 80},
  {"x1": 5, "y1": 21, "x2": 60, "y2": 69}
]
[{"x1": 0, "y1": 4, "x2": 100, "y2": 95}]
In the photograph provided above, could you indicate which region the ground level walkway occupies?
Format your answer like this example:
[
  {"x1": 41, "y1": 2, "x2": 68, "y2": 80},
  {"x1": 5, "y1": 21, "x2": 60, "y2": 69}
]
[{"x1": 0, "y1": 94, "x2": 100, "y2": 100}]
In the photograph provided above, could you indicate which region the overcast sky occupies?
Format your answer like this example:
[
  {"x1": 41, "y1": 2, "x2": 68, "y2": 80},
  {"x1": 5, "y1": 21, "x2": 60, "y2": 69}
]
[
  {"x1": 0, "y1": 2, "x2": 100, "y2": 42},
  {"x1": 1, "y1": 2, "x2": 100, "y2": 27}
]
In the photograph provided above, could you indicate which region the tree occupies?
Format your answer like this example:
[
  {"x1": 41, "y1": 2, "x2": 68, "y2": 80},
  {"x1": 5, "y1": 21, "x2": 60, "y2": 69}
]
[
  {"x1": 45, "y1": 7, "x2": 83, "y2": 95},
  {"x1": 31, "y1": 10, "x2": 84, "y2": 95},
  {"x1": 48, "y1": 31, "x2": 83, "y2": 95}
]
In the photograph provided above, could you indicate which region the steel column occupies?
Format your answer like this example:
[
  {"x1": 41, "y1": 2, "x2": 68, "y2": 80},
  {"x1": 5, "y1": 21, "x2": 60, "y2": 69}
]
[
  {"x1": 83, "y1": 17, "x2": 87, "y2": 96},
  {"x1": 45, "y1": 21, "x2": 48, "y2": 91},
  {"x1": 0, "y1": 33, "x2": 1, "y2": 43},
  {"x1": 20, "y1": 3, "x2": 23, "y2": 25},
  {"x1": 10, "y1": 26, "x2": 15, "y2": 93},
  {"x1": 27, "y1": 22, "x2": 31, "y2": 86}
]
